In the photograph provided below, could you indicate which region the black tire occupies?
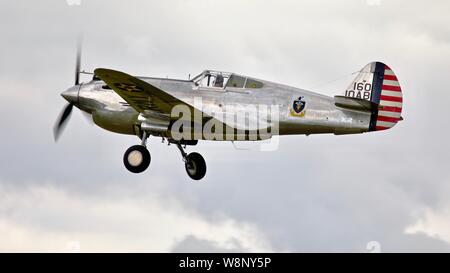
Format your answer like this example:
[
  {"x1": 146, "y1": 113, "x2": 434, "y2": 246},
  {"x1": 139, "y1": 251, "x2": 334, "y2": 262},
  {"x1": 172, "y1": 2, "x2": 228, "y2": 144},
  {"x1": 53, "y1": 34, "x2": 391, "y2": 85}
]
[
  {"x1": 123, "y1": 145, "x2": 151, "y2": 173},
  {"x1": 185, "y1": 152, "x2": 206, "y2": 180}
]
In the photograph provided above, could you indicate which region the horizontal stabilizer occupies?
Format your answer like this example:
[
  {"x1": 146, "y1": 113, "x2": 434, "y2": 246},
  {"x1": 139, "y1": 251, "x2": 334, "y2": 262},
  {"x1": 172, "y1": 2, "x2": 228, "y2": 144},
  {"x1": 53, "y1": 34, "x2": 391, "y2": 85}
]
[{"x1": 334, "y1": 95, "x2": 374, "y2": 112}]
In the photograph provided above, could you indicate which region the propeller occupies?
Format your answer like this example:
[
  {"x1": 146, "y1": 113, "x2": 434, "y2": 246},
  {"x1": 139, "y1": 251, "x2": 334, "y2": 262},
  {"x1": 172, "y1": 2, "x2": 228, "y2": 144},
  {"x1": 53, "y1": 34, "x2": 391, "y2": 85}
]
[
  {"x1": 53, "y1": 103, "x2": 74, "y2": 141},
  {"x1": 53, "y1": 41, "x2": 82, "y2": 141},
  {"x1": 75, "y1": 41, "x2": 81, "y2": 86}
]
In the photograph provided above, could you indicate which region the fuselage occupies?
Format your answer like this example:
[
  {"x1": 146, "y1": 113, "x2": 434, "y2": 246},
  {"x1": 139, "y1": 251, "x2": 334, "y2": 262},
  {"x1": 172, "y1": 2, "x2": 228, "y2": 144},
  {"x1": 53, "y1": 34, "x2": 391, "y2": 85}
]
[{"x1": 67, "y1": 74, "x2": 371, "y2": 140}]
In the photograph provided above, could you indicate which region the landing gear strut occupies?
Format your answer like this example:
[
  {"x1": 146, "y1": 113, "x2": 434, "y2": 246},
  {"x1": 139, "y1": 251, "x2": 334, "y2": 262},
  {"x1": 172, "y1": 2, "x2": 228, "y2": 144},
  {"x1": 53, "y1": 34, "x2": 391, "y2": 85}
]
[
  {"x1": 123, "y1": 131, "x2": 151, "y2": 173},
  {"x1": 176, "y1": 143, "x2": 207, "y2": 181}
]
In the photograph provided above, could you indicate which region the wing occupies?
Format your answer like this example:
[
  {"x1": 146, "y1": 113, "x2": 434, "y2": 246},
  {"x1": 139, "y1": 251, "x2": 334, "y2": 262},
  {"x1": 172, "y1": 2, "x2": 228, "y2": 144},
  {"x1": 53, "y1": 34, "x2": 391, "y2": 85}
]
[{"x1": 94, "y1": 68, "x2": 190, "y2": 116}]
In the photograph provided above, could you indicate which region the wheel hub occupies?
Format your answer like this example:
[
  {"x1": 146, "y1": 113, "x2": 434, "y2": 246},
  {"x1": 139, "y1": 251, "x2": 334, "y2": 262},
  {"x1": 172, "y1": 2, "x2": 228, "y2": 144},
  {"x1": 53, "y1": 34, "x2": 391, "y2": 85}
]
[
  {"x1": 128, "y1": 150, "x2": 143, "y2": 167},
  {"x1": 186, "y1": 160, "x2": 197, "y2": 175}
]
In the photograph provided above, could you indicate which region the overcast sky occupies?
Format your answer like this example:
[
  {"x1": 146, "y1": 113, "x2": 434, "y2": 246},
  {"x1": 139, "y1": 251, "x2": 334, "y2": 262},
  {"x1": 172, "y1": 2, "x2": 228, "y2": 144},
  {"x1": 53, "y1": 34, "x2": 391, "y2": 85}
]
[{"x1": 1, "y1": 0, "x2": 450, "y2": 252}]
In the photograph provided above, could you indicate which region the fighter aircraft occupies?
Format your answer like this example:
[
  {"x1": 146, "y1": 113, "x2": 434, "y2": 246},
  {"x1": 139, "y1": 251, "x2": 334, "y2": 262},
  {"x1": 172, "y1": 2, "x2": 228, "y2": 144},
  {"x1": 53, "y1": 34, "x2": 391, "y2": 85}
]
[{"x1": 54, "y1": 49, "x2": 403, "y2": 181}]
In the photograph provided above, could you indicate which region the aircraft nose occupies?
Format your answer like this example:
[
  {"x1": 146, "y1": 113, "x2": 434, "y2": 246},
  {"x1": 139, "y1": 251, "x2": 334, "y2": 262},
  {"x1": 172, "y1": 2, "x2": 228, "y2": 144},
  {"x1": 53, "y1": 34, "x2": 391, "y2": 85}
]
[{"x1": 61, "y1": 86, "x2": 79, "y2": 104}]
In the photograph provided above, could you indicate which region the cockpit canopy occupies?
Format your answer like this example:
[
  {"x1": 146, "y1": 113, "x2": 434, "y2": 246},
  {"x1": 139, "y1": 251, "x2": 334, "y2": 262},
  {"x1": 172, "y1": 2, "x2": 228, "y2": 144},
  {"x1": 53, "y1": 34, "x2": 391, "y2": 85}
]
[{"x1": 192, "y1": 70, "x2": 263, "y2": 89}]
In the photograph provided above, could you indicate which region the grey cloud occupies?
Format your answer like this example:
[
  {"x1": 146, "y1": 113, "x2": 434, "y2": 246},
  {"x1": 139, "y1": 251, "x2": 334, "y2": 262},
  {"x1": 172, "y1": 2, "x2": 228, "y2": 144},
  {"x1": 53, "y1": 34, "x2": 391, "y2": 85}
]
[
  {"x1": 0, "y1": 0, "x2": 450, "y2": 252},
  {"x1": 171, "y1": 235, "x2": 248, "y2": 253}
]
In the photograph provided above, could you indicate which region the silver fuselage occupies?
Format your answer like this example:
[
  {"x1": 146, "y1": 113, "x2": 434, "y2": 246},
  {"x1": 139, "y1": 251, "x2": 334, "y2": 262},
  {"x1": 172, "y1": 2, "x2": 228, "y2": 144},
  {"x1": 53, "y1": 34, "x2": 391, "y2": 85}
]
[{"x1": 67, "y1": 75, "x2": 371, "y2": 140}]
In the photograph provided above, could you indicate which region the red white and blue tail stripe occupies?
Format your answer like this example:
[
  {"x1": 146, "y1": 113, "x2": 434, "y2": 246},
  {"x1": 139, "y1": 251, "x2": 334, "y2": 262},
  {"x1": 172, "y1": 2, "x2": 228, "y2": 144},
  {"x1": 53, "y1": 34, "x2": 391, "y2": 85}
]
[{"x1": 369, "y1": 63, "x2": 403, "y2": 131}]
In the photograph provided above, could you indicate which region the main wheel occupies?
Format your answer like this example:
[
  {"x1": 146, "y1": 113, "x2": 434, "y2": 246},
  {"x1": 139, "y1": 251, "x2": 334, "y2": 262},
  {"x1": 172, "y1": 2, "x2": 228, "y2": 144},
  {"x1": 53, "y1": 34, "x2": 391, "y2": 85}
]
[
  {"x1": 185, "y1": 152, "x2": 206, "y2": 180},
  {"x1": 123, "y1": 145, "x2": 151, "y2": 173}
]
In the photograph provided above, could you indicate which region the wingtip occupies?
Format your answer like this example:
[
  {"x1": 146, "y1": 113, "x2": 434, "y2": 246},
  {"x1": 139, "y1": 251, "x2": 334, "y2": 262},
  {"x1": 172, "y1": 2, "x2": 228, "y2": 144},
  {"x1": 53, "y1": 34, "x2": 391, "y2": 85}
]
[
  {"x1": 94, "y1": 68, "x2": 126, "y2": 79},
  {"x1": 93, "y1": 68, "x2": 106, "y2": 75}
]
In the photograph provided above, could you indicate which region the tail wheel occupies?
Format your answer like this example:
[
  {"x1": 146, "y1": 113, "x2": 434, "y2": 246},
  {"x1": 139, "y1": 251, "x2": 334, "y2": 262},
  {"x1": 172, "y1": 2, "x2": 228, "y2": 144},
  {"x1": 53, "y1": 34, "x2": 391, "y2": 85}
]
[
  {"x1": 185, "y1": 152, "x2": 206, "y2": 180},
  {"x1": 123, "y1": 145, "x2": 151, "y2": 173}
]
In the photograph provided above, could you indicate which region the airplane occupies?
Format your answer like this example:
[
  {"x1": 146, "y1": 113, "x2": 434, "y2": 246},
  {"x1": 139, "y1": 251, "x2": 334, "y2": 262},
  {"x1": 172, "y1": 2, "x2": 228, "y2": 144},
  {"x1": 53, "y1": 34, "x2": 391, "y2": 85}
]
[{"x1": 54, "y1": 49, "x2": 403, "y2": 181}]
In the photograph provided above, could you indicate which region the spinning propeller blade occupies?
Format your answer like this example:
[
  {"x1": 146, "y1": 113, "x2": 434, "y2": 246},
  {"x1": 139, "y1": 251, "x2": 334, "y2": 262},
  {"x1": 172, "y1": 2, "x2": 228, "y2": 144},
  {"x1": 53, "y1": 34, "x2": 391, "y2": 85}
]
[
  {"x1": 54, "y1": 40, "x2": 82, "y2": 141},
  {"x1": 53, "y1": 103, "x2": 74, "y2": 141},
  {"x1": 75, "y1": 40, "x2": 81, "y2": 85}
]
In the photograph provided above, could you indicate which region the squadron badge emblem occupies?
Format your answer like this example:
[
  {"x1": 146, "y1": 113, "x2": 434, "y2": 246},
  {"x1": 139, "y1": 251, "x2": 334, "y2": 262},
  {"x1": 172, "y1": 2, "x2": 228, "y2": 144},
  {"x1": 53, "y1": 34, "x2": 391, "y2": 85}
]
[{"x1": 290, "y1": 96, "x2": 306, "y2": 117}]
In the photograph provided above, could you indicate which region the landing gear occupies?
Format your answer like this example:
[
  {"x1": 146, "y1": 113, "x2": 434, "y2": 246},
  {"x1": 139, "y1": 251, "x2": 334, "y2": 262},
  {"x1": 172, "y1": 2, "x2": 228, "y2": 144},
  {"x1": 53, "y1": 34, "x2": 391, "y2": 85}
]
[
  {"x1": 176, "y1": 143, "x2": 207, "y2": 181},
  {"x1": 123, "y1": 132, "x2": 206, "y2": 180},
  {"x1": 123, "y1": 132, "x2": 151, "y2": 173}
]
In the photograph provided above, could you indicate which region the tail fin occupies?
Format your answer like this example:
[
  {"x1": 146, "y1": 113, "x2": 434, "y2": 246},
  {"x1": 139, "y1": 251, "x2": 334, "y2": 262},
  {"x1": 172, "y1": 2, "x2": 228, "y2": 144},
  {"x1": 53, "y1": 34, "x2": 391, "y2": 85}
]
[{"x1": 343, "y1": 62, "x2": 403, "y2": 131}]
